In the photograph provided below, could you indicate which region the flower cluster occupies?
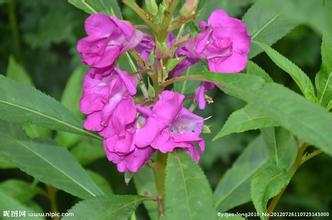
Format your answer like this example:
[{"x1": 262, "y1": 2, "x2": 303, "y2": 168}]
[{"x1": 77, "y1": 10, "x2": 250, "y2": 173}]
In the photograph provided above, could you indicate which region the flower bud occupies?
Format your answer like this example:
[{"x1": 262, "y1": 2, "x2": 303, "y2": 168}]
[
  {"x1": 180, "y1": 0, "x2": 199, "y2": 17},
  {"x1": 145, "y1": 0, "x2": 158, "y2": 16}
]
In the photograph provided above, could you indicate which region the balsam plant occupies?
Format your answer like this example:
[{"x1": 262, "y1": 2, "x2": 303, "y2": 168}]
[{"x1": 0, "y1": 0, "x2": 331, "y2": 220}]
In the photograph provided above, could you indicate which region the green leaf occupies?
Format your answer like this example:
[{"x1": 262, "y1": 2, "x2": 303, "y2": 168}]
[
  {"x1": 0, "y1": 189, "x2": 43, "y2": 220},
  {"x1": 0, "y1": 156, "x2": 16, "y2": 169},
  {"x1": 68, "y1": 0, "x2": 122, "y2": 18},
  {"x1": 316, "y1": 34, "x2": 332, "y2": 107},
  {"x1": 134, "y1": 166, "x2": 158, "y2": 220},
  {"x1": 56, "y1": 66, "x2": 86, "y2": 147},
  {"x1": 0, "y1": 75, "x2": 99, "y2": 139},
  {"x1": 86, "y1": 170, "x2": 113, "y2": 196},
  {"x1": 261, "y1": 127, "x2": 297, "y2": 170},
  {"x1": 0, "y1": 122, "x2": 104, "y2": 199},
  {"x1": 256, "y1": 0, "x2": 332, "y2": 38},
  {"x1": 251, "y1": 163, "x2": 291, "y2": 219},
  {"x1": 214, "y1": 136, "x2": 268, "y2": 211},
  {"x1": 246, "y1": 61, "x2": 273, "y2": 82},
  {"x1": 164, "y1": 151, "x2": 218, "y2": 220},
  {"x1": 7, "y1": 56, "x2": 33, "y2": 85},
  {"x1": 199, "y1": 0, "x2": 252, "y2": 20},
  {"x1": 254, "y1": 41, "x2": 317, "y2": 102},
  {"x1": 243, "y1": 1, "x2": 298, "y2": 58},
  {"x1": 327, "y1": 100, "x2": 332, "y2": 112},
  {"x1": 63, "y1": 195, "x2": 146, "y2": 220},
  {"x1": 0, "y1": 180, "x2": 42, "y2": 203},
  {"x1": 190, "y1": 72, "x2": 332, "y2": 156},
  {"x1": 70, "y1": 138, "x2": 105, "y2": 166},
  {"x1": 6, "y1": 56, "x2": 51, "y2": 139},
  {"x1": 215, "y1": 104, "x2": 278, "y2": 139},
  {"x1": 60, "y1": 66, "x2": 86, "y2": 119}
]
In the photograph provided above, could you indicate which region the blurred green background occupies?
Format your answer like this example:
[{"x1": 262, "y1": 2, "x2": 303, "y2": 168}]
[{"x1": 0, "y1": 0, "x2": 331, "y2": 219}]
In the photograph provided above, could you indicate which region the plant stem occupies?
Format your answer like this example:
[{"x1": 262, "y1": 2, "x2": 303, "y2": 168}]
[
  {"x1": 7, "y1": 0, "x2": 23, "y2": 64},
  {"x1": 46, "y1": 185, "x2": 59, "y2": 220},
  {"x1": 154, "y1": 152, "x2": 168, "y2": 217},
  {"x1": 158, "y1": 0, "x2": 180, "y2": 41},
  {"x1": 267, "y1": 144, "x2": 308, "y2": 215},
  {"x1": 161, "y1": 75, "x2": 204, "y2": 88},
  {"x1": 122, "y1": 0, "x2": 158, "y2": 33}
]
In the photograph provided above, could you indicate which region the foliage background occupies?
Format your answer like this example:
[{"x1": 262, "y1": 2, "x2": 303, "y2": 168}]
[{"x1": 0, "y1": 0, "x2": 331, "y2": 219}]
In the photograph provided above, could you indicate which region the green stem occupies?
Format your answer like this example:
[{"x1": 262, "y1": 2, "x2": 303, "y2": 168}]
[
  {"x1": 154, "y1": 152, "x2": 168, "y2": 217},
  {"x1": 46, "y1": 185, "x2": 59, "y2": 220},
  {"x1": 158, "y1": 0, "x2": 180, "y2": 41},
  {"x1": 161, "y1": 75, "x2": 203, "y2": 88},
  {"x1": 122, "y1": 0, "x2": 158, "y2": 33},
  {"x1": 267, "y1": 144, "x2": 309, "y2": 215},
  {"x1": 7, "y1": 0, "x2": 23, "y2": 64}
]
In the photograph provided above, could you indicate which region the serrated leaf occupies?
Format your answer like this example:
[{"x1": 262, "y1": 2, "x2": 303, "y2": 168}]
[
  {"x1": 70, "y1": 138, "x2": 104, "y2": 166},
  {"x1": 68, "y1": 0, "x2": 122, "y2": 18},
  {"x1": 316, "y1": 34, "x2": 332, "y2": 107},
  {"x1": 256, "y1": 0, "x2": 332, "y2": 38},
  {"x1": 6, "y1": 56, "x2": 51, "y2": 139},
  {"x1": 246, "y1": 61, "x2": 273, "y2": 82},
  {"x1": 0, "y1": 189, "x2": 43, "y2": 220},
  {"x1": 0, "y1": 156, "x2": 16, "y2": 169},
  {"x1": 190, "y1": 72, "x2": 332, "y2": 156},
  {"x1": 134, "y1": 166, "x2": 158, "y2": 220},
  {"x1": 254, "y1": 41, "x2": 317, "y2": 102},
  {"x1": 164, "y1": 151, "x2": 218, "y2": 220},
  {"x1": 56, "y1": 66, "x2": 86, "y2": 147},
  {"x1": 7, "y1": 56, "x2": 33, "y2": 85},
  {"x1": 251, "y1": 163, "x2": 291, "y2": 219},
  {"x1": 243, "y1": 1, "x2": 298, "y2": 58},
  {"x1": 0, "y1": 75, "x2": 98, "y2": 139},
  {"x1": 261, "y1": 127, "x2": 297, "y2": 170},
  {"x1": 215, "y1": 104, "x2": 278, "y2": 139},
  {"x1": 0, "y1": 122, "x2": 104, "y2": 199},
  {"x1": 63, "y1": 195, "x2": 146, "y2": 220},
  {"x1": 86, "y1": 170, "x2": 113, "y2": 196},
  {"x1": 214, "y1": 135, "x2": 268, "y2": 211},
  {"x1": 0, "y1": 180, "x2": 42, "y2": 203}
]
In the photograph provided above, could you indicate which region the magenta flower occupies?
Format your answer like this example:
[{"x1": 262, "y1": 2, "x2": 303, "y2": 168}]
[
  {"x1": 186, "y1": 9, "x2": 251, "y2": 72},
  {"x1": 135, "y1": 90, "x2": 185, "y2": 148},
  {"x1": 134, "y1": 91, "x2": 205, "y2": 162},
  {"x1": 80, "y1": 67, "x2": 138, "y2": 136},
  {"x1": 104, "y1": 126, "x2": 155, "y2": 173},
  {"x1": 77, "y1": 13, "x2": 143, "y2": 68},
  {"x1": 151, "y1": 108, "x2": 205, "y2": 162},
  {"x1": 194, "y1": 82, "x2": 216, "y2": 110},
  {"x1": 135, "y1": 35, "x2": 154, "y2": 64}
]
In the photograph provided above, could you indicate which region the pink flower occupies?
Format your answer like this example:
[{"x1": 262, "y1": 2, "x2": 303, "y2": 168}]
[
  {"x1": 187, "y1": 9, "x2": 251, "y2": 72},
  {"x1": 151, "y1": 108, "x2": 205, "y2": 162},
  {"x1": 194, "y1": 82, "x2": 216, "y2": 110},
  {"x1": 80, "y1": 67, "x2": 138, "y2": 136},
  {"x1": 135, "y1": 91, "x2": 205, "y2": 162},
  {"x1": 104, "y1": 126, "x2": 155, "y2": 173},
  {"x1": 135, "y1": 91, "x2": 185, "y2": 148},
  {"x1": 77, "y1": 13, "x2": 143, "y2": 68},
  {"x1": 135, "y1": 33, "x2": 175, "y2": 65},
  {"x1": 135, "y1": 35, "x2": 154, "y2": 64},
  {"x1": 104, "y1": 111, "x2": 156, "y2": 173}
]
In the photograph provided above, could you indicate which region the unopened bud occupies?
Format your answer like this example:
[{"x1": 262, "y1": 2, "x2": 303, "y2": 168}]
[
  {"x1": 145, "y1": 0, "x2": 158, "y2": 16},
  {"x1": 180, "y1": 0, "x2": 199, "y2": 17}
]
